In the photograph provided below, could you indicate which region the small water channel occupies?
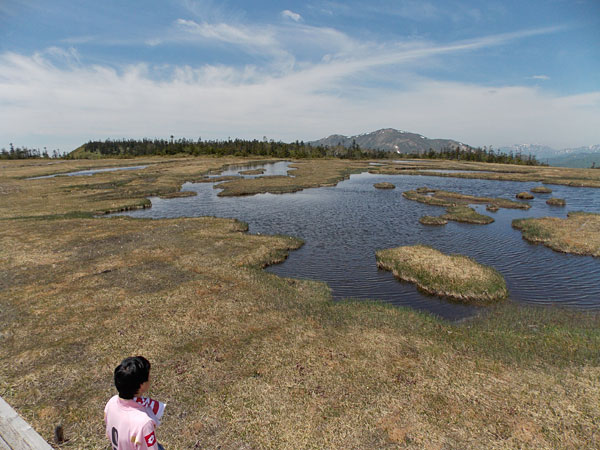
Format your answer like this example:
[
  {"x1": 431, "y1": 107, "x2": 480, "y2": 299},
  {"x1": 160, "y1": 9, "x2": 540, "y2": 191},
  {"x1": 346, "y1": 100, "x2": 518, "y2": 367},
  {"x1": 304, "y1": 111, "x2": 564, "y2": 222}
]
[{"x1": 116, "y1": 161, "x2": 600, "y2": 320}]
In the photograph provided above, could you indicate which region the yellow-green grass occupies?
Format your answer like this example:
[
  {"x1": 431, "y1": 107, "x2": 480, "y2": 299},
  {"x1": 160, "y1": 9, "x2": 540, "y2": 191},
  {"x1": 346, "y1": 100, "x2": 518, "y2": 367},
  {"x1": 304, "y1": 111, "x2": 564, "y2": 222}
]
[
  {"x1": 419, "y1": 215, "x2": 448, "y2": 225},
  {"x1": 546, "y1": 197, "x2": 566, "y2": 206},
  {"x1": 370, "y1": 159, "x2": 600, "y2": 188},
  {"x1": 486, "y1": 204, "x2": 499, "y2": 212},
  {"x1": 376, "y1": 245, "x2": 508, "y2": 302},
  {"x1": 516, "y1": 192, "x2": 534, "y2": 200},
  {"x1": 512, "y1": 211, "x2": 600, "y2": 257},
  {"x1": 402, "y1": 188, "x2": 530, "y2": 210},
  {"x1": 531, "y1": 186, "x2": 552, "y2": 194},
  {"x1": 441, "y1": 205, "x2": 494, "y2": 224},
  {"x1": 374, "y1": 182, "x2": 396, "y2": 189}
]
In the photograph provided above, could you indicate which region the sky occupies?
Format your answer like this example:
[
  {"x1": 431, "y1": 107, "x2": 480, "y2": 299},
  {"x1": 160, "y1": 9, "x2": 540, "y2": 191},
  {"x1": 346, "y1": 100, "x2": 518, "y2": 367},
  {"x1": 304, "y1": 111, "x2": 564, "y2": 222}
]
[{"x1": 1, "y1": 0, "x2": 599, "y2": 152}]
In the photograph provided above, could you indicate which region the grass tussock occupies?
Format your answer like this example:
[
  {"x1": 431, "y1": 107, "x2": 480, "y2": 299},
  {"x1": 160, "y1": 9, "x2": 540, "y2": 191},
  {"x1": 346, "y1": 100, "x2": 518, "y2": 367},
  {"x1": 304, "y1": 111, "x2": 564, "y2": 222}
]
[
  {"x1": 376, "y1": 244, "x2": 508, "y2": 303},
  {"x1": 512, "y1": 211, "x2": 600, "y2": 257},
  {"x1": 419, "y1": 215, "x2": 447, "y2": 226},
  {"x1": 516, "y1": 191, "x2": 534, "y2": 200},
  {"x1": 442, "y1": 205, "x2": 494, "y2": 224},
  {"x1": 374, "y1": 182, "x2": 396, "y2": 189},
  {"x1": 546, "y1": 197, "x2": 566, "y2": 206}
]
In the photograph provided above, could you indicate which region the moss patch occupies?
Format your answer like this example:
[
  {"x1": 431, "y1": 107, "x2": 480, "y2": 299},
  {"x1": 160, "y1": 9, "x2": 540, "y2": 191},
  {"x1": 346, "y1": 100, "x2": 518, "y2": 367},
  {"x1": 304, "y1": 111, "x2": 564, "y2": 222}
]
[{"x1": 376, "y1": 245, "x2": 508, "y2": 302}]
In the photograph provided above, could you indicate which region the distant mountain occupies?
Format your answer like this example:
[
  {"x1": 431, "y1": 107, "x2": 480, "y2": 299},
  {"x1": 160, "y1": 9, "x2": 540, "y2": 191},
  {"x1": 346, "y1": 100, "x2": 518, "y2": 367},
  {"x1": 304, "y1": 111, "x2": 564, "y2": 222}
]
[
  {"x1": 499, "y1": 144, "x2": 600, "y2": 168},
  {"x1": 497, "y1": 144, "x2": 558, "y2": 159},
  {"x1": 309, "y1": 128, "x2": 468, "y2": 154},
  {"x1": 546, "y1": 153, "x2": 600, "y2": 169}
]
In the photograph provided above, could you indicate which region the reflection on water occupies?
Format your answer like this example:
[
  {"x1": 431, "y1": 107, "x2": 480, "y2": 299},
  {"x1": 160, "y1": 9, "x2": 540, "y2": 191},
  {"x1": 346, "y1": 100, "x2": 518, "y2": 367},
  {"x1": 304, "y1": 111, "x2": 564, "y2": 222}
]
[
  {"x1": 117, "y1": 162, "x2": 600, "y2": 320},
  {"x1": 28, "y1": 165, "x2": 148, "y2": 179},
  {"x1": 211, "y1": 161, "x2": 294, "y2": 178}
]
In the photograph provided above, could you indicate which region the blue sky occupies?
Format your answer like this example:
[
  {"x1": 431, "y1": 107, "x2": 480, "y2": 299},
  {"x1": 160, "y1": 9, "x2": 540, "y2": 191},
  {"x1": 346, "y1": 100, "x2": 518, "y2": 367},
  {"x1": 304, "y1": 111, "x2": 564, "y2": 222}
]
[{"x1": 1, "y1": 0, "x2": 599, "y2": 151}]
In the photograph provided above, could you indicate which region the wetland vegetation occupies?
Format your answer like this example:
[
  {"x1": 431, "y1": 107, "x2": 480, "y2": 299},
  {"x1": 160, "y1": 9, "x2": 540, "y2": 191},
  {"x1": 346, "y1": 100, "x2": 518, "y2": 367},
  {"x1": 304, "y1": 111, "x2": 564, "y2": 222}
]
[{"x1": 2, "y1": 157, "x2": 600, "y2": 448}]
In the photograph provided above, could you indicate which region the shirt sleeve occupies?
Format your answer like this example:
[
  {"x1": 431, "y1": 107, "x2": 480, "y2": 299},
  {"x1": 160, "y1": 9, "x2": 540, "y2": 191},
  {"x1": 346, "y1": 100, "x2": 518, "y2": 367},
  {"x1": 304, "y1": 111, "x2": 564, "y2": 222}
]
[{"x1": 136, "y1": 421, "x2": 158, "y2": 449}]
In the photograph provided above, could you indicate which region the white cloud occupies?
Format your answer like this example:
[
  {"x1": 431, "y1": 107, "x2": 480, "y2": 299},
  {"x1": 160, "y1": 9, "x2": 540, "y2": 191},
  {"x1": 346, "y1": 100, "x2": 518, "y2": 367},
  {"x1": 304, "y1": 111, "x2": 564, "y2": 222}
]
[
  {"x1": 531, "y1": 74, "x2": 550, "y2": 80},
  {"x1": 281, "y1": 10, "x2": 302, "y2": 22},
  {"x1": 1, "y1": 26, "x2": 597, "y2": 150}
]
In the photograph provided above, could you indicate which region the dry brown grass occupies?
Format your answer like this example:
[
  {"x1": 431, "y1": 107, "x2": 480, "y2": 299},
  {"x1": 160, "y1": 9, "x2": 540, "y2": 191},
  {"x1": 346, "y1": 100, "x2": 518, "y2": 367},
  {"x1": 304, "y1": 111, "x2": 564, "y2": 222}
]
[
  {"x1": 376, "y1": 245, "x2": 508, "y2": 302},
  {"x1": 1, "y1": 158, "x2": 600, "y2": 449},
  {"x1": 512, "y1": 212, "x2": 600, "y2": 257}
]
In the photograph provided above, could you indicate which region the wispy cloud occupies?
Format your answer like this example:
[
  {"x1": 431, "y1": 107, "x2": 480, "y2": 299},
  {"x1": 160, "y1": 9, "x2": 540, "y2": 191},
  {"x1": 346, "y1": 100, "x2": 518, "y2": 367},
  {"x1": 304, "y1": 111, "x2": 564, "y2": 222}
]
[
  {"x1": 530, "y1": 74, "x2": 550, "y2": 80},
  {"x1": 174, "y1": 18, "x2": 277, "y2": 49},
  {"x1": 281, "y1": 10, "x2": 302, "y2": 22}
]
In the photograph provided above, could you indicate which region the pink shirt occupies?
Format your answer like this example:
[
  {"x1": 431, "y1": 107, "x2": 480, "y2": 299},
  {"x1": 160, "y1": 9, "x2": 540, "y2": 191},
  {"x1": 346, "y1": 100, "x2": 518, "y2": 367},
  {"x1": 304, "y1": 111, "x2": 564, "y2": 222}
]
[{"x1": 105, "y1": 395, "x2": 158, "y2": 449}]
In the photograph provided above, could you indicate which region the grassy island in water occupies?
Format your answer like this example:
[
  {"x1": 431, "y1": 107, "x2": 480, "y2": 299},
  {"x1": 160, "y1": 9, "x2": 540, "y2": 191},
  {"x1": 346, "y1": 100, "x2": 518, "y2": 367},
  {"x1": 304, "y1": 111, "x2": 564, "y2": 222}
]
[{"x1": 376, "y1": 245, "x2": 508, "y2": 303}]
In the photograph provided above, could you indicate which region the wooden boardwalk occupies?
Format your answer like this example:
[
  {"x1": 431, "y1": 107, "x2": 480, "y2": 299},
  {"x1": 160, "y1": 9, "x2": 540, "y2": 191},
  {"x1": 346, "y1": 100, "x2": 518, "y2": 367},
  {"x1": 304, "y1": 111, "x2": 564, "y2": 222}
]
[{"x1": 0, "y1": 397, "x2": 52, "y2": 450}]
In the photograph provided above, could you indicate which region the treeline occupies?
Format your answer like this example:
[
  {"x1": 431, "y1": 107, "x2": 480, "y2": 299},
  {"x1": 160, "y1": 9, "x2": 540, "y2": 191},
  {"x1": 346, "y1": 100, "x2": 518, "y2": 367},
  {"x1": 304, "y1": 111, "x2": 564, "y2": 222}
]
[
  {"x1": 418, "y1": 145, "x2": 545, "y2": 165},
  {"x1": 68, "y1": 138, "x2": 390, "y2": 160},
  {"x1": 5, "y1": 138, "x2": 545, "y2": 166},
  {"x1": 0, "y1": 144, "x2": 61, "y2": 160}
]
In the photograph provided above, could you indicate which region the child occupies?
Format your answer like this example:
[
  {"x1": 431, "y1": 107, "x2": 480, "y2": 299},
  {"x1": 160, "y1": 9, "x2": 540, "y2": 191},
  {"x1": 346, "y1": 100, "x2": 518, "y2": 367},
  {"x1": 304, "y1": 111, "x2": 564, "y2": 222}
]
[{"x1": 105, "y1": 356, "x2": 165, "y2": 449}]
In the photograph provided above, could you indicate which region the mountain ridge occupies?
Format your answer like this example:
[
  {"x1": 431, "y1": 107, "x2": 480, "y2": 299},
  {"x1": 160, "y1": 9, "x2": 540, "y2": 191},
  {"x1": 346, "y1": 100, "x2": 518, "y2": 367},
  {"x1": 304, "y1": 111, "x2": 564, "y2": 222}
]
[{"x1": 309, "y1": 128, "x2": 469, "y2": 154}]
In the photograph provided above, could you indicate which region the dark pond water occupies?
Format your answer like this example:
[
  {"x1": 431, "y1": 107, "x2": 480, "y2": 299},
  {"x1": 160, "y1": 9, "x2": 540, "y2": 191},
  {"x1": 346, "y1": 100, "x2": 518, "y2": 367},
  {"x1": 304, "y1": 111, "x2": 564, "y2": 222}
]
[
  {"x1": 117, "y1": 161, "x2": 600, "y2": 320},
  {"x1": 28, "y1": 165, "x2": 148, "y2": 179}
]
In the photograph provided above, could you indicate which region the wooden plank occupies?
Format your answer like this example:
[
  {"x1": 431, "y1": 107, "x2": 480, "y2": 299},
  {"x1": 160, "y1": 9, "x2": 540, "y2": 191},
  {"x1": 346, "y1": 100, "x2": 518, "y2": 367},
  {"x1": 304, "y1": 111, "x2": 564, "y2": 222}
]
[{"x1": 0, "y1": 397, "x2": 52, "y2": 450}]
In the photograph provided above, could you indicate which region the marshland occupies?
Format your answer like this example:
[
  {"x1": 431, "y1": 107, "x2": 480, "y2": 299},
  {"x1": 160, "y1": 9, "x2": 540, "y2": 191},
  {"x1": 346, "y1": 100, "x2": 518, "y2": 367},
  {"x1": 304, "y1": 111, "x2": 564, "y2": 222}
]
[{"x1": 2, "y1": 157, "x2": 600, "y2": 449}]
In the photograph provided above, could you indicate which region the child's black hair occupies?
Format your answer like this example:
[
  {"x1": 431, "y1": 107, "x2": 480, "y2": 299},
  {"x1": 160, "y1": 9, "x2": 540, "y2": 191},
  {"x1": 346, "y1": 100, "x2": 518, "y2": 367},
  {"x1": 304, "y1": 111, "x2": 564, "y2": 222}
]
[{"x1": 114, "y1": 356, "x2": 151, "y2": 399}]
